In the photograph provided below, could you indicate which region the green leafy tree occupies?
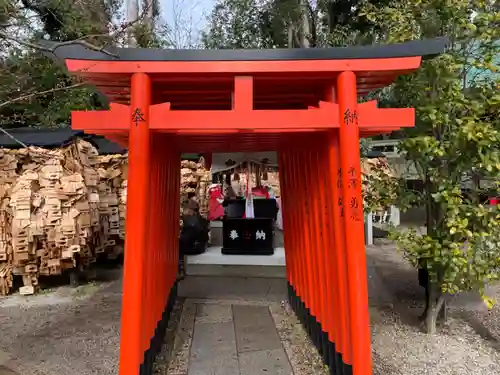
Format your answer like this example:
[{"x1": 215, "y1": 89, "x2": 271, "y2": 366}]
[
  {"x1": 0, "y1": 0, "x2": 117, "y2": 128},
  {"x1": 202, "y1": 0, "x2": 390, "y2": 49},
  {"x1": 361, "y1": 0, "x2": 500, "y2": 333},
  {"x1": 202, "y1": 0, "x2": 279, "y2": 49},
  {"x1": 0, "y1": 50, "x2": 103, "y2": 128},
  {"x1": 0, "y1": 0, "x2": 167, "y2": 129}
]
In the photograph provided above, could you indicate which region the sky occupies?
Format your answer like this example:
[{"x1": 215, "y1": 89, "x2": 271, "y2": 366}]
[{"x1": 160, "y1": 0, "x2": 214, "y2": 46}]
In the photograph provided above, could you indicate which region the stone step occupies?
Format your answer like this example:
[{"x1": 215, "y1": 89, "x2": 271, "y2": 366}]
[
  {"x1": 186, "y1": 246, "x2": 286, "y2": 278},
  {"x1": 187, "y1": 264, "x2": 286, "y2": 278}
]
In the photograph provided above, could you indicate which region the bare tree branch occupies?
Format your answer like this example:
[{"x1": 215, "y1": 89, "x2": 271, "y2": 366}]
[
  {"x1": 0, "y1": 2, "x2": 152, "y2": 58},
  {"x1": 0, "y1": 30, "x2": 120, "y2": 57},
  {"x1": 166, "y1": 0, "x2": 205, "y2": 48},
  {"x1": 0, "y1": 127, "x2": 28, "y2": 147},
  {"x1": 0, "y1": 0, "x2": 155, "y2": 124},
  {"x1": 0, "y1": 82, "x2": 85, "y2": 109}
]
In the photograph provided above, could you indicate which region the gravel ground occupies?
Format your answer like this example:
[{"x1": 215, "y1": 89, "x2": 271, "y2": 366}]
[
  {"x1": 269, "y1": 301, "x2": 329, "y2": 375},
  {"x1": 370, "y1": 307, "x2": 500, "y2": 375},
  {"x1": 153, "y1": 299, "x2": 185, "y2": 375},
  {"x1": 1, "y1": 243, "x2": 500, "y2": 375},
  {"x1": 367, "y1": 240, "x2": 500, "y2": 375},
  {"x1": 0, "y1": 272, "x2": 122, "y2": 375}
]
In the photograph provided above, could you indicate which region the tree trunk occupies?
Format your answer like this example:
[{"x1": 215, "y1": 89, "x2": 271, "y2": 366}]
[
  {"x1": 287, "y1": 25, "x2": 294, "y2": 47},
  {"x1": 424, "y1": 172, "x2": 443, "y2": 235},
  {"x1": 145, "y1": 0, "x2": 154, "y2": 32},
  {"x1": 298, "y1": 0, "x2": 310, "y2": 48},
  {"x1": 423, "y1": 282, "x2": 447, "y2": 334},
  {"x1": 127, "y1": 0, "x2": 139, "y2": 47}
]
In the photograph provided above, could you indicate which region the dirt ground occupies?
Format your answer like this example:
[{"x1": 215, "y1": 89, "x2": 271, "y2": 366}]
[
  {"x1": 0, "y1": 244, "x2": 499, "y2": 375},
  {"x1": 0, "y1": 271, "x2": 122, "y2": 375}
]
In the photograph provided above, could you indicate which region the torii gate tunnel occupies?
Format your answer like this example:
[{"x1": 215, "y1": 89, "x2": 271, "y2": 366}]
[{"x1": 51, "y1": 37, "x2": 447, "y2": 375}]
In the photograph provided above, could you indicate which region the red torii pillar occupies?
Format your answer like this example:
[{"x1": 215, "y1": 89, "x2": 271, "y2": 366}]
[
  {"x1": 337, "y1": 71, "x2": 371, "y2": 375},
  {"x1": 119, "y1": 73, "x2": 151, "y2": 373},
  {"x1": 73, "y1": 77, "x2": 411, "y2": 375},
  {"x1": 118, "y1": 73, "x2": 181, "y2": 375},
  {"x1": 74, "y1": 77, "x2": 411, "y2": 375}
]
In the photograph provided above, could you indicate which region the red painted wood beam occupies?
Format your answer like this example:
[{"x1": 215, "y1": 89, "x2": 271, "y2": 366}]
[
  {"x1": 74, "y1": 107, "x2": 411, "y2": 132},
  {"x1": 233, "y1": 76, "x2": 253, "y2": 111},
  {"x1": 81, "y1": 128, "x2": 324, "y2": 137},
  {"x1": 72, "y1": 103, "x2": 130, "y2": 130},
  {"x1": 358, "y1": 100, "x2": 414, "y2": 128},
  {"x1": 87, "y1": 131, "x2": 394, "y2": 147},
  {"x1": 313, "y1": 100, "x2": 414, "y2": 130},
  {"x1": 73, "y1": 99, "x2": 412, "y2": 137},
  {"x1": 149, "y1": 102, "x2": 338, "y2": 130},
  {"x1": 66, "y1": 57, "x2": 422, "y2": 74},
  {"x1": 170, "y1": 129, "x2": 325, "y2": 134},
  {"x1": 82, "y1": 71, "x2": 400, "y2": 84}
]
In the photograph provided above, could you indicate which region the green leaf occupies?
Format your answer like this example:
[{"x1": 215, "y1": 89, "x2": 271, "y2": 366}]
[{"x1": 482, "y1": 296, "x2": 496, "y2": 309}]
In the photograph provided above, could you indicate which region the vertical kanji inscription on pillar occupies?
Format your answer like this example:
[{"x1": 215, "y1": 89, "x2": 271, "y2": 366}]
[
  {"x1": 337, "y1": 71, "x2": 372, "y2": 375},
  {"x1": 132, "y1": 108, "x2": 145, "y2": 127},
  {"x1": 343, "y1": 109, "x2": 358, "y2": 126},
  {"x1": 347, "y1": 167, "x2": 362, "y2": 222},
  {"x1": 347, "y1": 167, "x2": 357, "y2": 188}
]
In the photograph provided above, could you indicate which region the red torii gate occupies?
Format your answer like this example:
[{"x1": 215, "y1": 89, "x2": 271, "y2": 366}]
[{"x1": 48, "y1": 37, "x2": 448, "y2": 375}]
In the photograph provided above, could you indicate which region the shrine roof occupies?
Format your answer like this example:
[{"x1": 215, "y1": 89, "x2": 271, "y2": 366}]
[
  {"x1": 45, "y1": 38, "x2": 449, "y2": 109},
  {"x1": 45, "y1": 37, "x2": 448, "y2": 62},
  {"x1": 0, "y1": 127, "x2": 126, "y2": 154}
]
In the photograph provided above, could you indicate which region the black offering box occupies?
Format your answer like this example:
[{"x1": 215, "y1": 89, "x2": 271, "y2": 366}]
[
  {"x1": 223, "y1": 198, "x2": 278, "y2": 220},
  {"x1": 222, "y1": 198, "x2": 277, "y2": 255}
]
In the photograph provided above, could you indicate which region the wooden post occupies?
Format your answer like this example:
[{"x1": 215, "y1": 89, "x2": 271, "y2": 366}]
[
  {"x1": 337, "y1": 71, "x2": 373, "y2": 375},
  {"x1": 119, "y1": 72, "x2": 151, "y2": 375},
  {"x1": 278, "y1": 151, "x2": 293, "y2": 296},
  {"x1": 309, "y1": 140, "x2": 330, "y2": 359},
  {"x1": 365, "y1": 212, "x2": 374, "y2": 246},
  {"x1": 328, "y1": 130, "x2": 351, "y2": 369},
  {"x1": 292, "y1": 150, "x2": 313, "y2": 323},
  {"x1": 304, "y1": 146, "x2": 322, "y2": 348},
  {"x1": 159, "y1": 139, "x2": 169, "y2": 316},
  {"x1": 143, "y1": 135, "x2": 173, "y2": 372}
]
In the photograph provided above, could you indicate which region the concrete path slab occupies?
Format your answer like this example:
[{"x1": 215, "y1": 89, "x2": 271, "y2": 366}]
[
  {"x1": 189, "y1": 322, "x2": 237, "y2": 362},
  {"x1": 238, "y1": 348, "x2": 293, "y2": 375},
  {"x1": 232, "y1": 305, "x2": 282, "y2": 353},
  {"x1": 188, "y1": 357, "x2": 240, "y2": 375},
  {"x1": 188, "y1": 320, "x2": 239, "y2": 375},
  {"x1": 195, "y1": 303, "x2": 233, "y2": 324},
  {"x1": 182, "y1": 297, "x2": 293, "y2": 375}
]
